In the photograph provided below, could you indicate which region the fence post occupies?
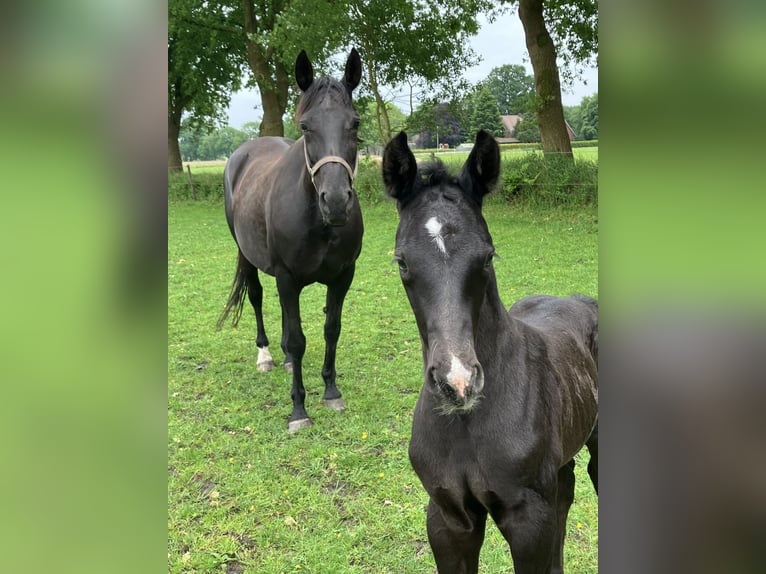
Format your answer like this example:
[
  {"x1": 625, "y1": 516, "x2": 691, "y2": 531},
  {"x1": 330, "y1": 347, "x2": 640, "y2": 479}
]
[{"x1": 186, "y1": 164, "x2": 198, "y2": 200}]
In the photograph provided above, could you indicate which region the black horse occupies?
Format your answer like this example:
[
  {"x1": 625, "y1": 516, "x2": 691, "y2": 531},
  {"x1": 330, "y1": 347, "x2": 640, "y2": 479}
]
[
  {"x1": 382, "y1": 130, "x2": 598, "y2": 573},
  {"x1": 217, "y1": 49, "x2": 364, "y2": 432}
]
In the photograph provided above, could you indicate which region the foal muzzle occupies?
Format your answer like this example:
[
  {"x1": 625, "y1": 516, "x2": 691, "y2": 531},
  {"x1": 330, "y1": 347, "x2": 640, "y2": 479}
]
[{"x1": 427, "y1": 354, "x2": 484, "y2": 412}]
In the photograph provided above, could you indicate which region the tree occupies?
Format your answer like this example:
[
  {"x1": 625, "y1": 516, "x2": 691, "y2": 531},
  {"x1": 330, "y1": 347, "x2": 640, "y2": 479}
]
[
  {"x1": 347, "y1": 0, "x2": 492, "y2": 145},
  {"x1": 358, "y1": 99, "x2": 406, "y2": 152},
  {"x1": 563, "y1": 104, "x2": 583, "y2": 138},
  {"x1": 513, "y1": 112, "x2": 541, "y2": 143},
  {"x1": 579, "y1": 92, "x2": 598, "y2": 140},
  {"x1": 407, "y1": 101, "x2": 463, "y2": 149},
  {"x1": 466, "y1": 85, "x2": 505, "y2": 138},
  {"x1": 504, "y1": 0, "x2": 597, "y2": 157},
  {"x1": 168, "y1": 0, "x2": 244, "y2": 171},
  {"x1": 237, "y1": 0, "x2": 349, "y2": 137},
  {"x1": 483, "y1": 64, "x2": 536, "y2": 115},
  {"x1": 240, "y1": 121, "x2": 260, "y2": 140}
]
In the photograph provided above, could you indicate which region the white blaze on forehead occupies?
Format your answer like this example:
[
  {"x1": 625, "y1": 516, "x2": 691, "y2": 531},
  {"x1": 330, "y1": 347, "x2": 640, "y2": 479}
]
[
  {"x1": 447, "y1": 354, "x2": 473, "y2": 398},
  {"x1": 425, "y1": 216, "x2": 446, "y2": 255}
]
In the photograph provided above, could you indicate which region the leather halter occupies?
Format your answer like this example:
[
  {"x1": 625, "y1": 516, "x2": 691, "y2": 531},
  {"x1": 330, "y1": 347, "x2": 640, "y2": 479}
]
[{"x1": 303, "y1": 138, "x2": 358, "y2": 189}]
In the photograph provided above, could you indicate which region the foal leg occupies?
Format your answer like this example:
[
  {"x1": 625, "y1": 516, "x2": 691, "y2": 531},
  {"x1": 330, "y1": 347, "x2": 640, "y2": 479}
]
[
  {"x1": 495, "y1": 487, "x2": 557, "y2": 574},
  {"x1": 275, "y1": 273, "x2": 309, "y2": 432},
  {"x1": 552, "y1": 460, "x2": 576, "y2": 574},
  {"x1": 244, "y1": 266, "x2": 274, "y2": 371},
  {"x1": 320, "y1": 264, "x2": 355, "y2": 411},
  {"x1": 426, "y1": 498, "x2": 487, "y2": 574},
  {"x1": 586, "y1": 422, "x2": 598, "y2": 494}
]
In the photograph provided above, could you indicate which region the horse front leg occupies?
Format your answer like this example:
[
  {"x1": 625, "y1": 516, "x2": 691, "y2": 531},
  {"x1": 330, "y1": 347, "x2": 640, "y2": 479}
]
[
  {"x1": 320, "y1": 264, "x2": 355, "y2": 411},
  {"x1": 276, "y1": 274, "x2": 309, "y2": 432},
  {"x1": 552, "y1": 460, "x2": 576, "y2": 574},
  {"x1": 426, "y1": 498, "x2": 487, "y2": 574},
  {"x1": 494, "y1": 486, "x2": 557, "y2": 574}
]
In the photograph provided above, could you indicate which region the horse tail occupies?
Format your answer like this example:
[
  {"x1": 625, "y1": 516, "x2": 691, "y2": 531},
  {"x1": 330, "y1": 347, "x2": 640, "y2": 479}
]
[{"x1": 216, "y1": 250, "x2": 250, "y2": 331}]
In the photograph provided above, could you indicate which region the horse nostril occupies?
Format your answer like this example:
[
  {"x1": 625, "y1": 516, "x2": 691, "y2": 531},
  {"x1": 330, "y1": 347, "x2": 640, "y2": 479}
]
[
  {"x1": 320, "y1": 192, "x2": 327, "y2": 204},
  {"x1": 347, "y1": 190, "x2": 352, "y2": 201}
]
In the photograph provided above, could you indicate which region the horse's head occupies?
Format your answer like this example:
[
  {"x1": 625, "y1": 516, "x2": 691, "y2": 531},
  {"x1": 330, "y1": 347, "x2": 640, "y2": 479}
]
[
  {"x1": 383, "y1": 130, "x2": 501, "y2": 413},
  {"x1": 295, "y1": 49, "x2": 362, "y2": 226}
]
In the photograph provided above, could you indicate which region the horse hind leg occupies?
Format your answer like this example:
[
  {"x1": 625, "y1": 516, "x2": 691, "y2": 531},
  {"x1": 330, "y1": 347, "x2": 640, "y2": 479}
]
[{"x1": 244, "y1": 265, "x2": 274, "y2": 372}]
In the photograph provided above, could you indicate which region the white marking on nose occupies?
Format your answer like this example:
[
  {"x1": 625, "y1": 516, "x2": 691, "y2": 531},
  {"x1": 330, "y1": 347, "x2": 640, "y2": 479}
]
[
  {"x1": 447, "y1": 354, "x2": 473, "y2": 398},
  {"x1": 425, "y1": 216, "x2": 446, "y2": 255}
]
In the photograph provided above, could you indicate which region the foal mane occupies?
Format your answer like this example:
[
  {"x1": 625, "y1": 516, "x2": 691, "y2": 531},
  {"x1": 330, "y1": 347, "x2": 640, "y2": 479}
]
[
  {"x1": 398, "y1": 159, "x2": 468, "y2": 208},
  {"x1": 295, "y1": 77, "x2": 354, "y2": 120}
]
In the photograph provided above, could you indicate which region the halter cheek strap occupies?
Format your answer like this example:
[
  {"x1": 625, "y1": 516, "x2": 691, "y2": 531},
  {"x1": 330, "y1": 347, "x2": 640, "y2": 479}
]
[{"x1": 303, "y1": 138, "x2": 358, "y2": 188}]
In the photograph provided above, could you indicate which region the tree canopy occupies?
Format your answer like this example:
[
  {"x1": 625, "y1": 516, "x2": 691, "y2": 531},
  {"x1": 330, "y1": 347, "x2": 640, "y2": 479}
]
[
  {"x1": 483, "y1": 64, "x2": 536, "y2": 115},
  {"x1": 347, "y1": 0, "x2": 492, "y2": 144},
  {"x1": 466, "y1": 85, "x2": 505, "y2": 138},
  {"x1": 167, "y1": 0, "x2": 244, "y2": 170}
]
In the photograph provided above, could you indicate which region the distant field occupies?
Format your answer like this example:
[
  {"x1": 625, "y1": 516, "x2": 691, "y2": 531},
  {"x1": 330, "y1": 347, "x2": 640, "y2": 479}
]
[{"x1": 181, "y1": 146, "x2": 598, "y2": 176}]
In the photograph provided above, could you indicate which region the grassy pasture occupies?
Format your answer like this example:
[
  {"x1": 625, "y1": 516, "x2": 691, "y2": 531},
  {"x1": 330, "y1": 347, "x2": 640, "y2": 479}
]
[{"x1": 168, "y1": 196, "x2": 598, "y2": 573}]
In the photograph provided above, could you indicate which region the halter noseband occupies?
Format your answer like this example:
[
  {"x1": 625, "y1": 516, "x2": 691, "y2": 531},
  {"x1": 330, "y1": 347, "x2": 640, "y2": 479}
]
[{"x1": 303, "y1": 138, "x2": 358, "y2": 188}]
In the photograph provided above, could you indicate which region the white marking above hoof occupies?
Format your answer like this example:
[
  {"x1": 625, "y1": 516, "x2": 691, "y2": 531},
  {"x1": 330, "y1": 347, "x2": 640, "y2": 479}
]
[
  {"x1": 257, "y1": 347, "x2": 275, "y2": 372},
  {"x1": 288, "y1": 418, "x2": 312, "y2": 433},
  {"x1": 283, "y1": 361, "x2": 293, "y2": 374},
  {"x1": 323, "y1": 398, "x2": 346, "y2": 412}
]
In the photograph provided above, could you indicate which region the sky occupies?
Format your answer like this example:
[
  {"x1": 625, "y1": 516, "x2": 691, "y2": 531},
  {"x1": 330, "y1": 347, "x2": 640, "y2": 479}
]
[{"x1": 225, "y1": 10, "x2": 598, "y2": 129}]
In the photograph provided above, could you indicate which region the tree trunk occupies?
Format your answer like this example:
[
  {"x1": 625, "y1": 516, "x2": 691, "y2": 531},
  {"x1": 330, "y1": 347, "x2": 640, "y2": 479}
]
[
  {"x1": 368, "y1": 65, "x2": 391, "y2": 144},
  {"x1": 242, "y1": 0, "x2": 287, "y2": 137},
  {"x1": 518, "y1": 0, "x2": 573, "y2": 159},
  {"x1": 255, "y1": 61, "x2": 289, "y2": 137},
  {"x1": 168, "y1": 110, "x2": 183, "y2": 172}
]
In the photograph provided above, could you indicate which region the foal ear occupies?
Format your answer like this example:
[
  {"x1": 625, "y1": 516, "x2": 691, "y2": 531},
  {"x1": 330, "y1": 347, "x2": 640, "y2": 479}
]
[
  {"x1": 344, "y1": 48, "x2": 362, "y2": 93},
  {"x1": 382, "y1": 131, "x2": 418, "y2": 204},
  {"x1": 295, "y1": 50, "x2": 313, "y2": 92},
  {"x1": 459, "y1": 130, "x2": 501, "y2": 205}
]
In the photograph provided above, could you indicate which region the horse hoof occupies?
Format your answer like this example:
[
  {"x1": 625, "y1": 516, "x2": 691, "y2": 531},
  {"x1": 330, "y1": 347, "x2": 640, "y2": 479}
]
[
  {"x1": 257, "y1": 360, "x2": 275, "y2": 372},
  {"x1": 284, "y1": 362, "x2": 293, "y2": 374},
  {"x1": 323, "y1": 398, "x2": 346, "y2": 412},
  {"x1": 288, "y1": 418, "x2": 312, "y2": 433},
  {"x1": 256, "y1": 347, "x2": 274, "y2": 372}
]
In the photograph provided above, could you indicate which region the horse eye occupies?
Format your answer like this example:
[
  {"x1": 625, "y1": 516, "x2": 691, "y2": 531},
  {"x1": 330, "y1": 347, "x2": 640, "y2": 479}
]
[
  {"x1": 352, "y1": 119, "x2": 360, "y2": 130},
  {"x1": 393, "y1": 256, "x2": 408, "y2": 274},
  {"x1": 299, "y1": 122, "x2": 309, "y2": 132},
  {"x1": 484, "y1": 251, "x2": 498, "y2": 268}
]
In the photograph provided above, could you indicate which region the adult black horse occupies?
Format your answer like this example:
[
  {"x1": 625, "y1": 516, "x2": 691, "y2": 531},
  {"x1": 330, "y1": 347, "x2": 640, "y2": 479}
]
[
  {"x1": 217, "y1": 49, "x2": 363, "y2": 433},
  {"x1": 382, "y1": 130, "x2": 598, "y2": 573}
]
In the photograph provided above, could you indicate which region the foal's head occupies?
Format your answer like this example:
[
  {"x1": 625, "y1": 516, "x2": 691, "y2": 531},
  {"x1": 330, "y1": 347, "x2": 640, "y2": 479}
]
[
  {"x1": 383, "y1": 131, "x2": 501, "y2": 413},
  {"x1": 295, "y1": 49, "x2": 362, "y2": 226}
]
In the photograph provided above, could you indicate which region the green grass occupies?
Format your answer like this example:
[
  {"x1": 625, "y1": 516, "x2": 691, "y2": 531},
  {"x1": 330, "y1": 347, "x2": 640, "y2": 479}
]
[{"x1": 168, "y1": 199, "x2": 598, "y2": 573}]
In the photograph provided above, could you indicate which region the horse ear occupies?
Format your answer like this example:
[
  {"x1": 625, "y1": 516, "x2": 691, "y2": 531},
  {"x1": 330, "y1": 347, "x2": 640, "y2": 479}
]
[
  {"x1": 459, "y1": 130, "x2": 500, "y2": 205},
  {"x1": 344, "y1": 48, "x2": 362, "y2": 93},
  {"x1": 382, "y1": 131, "x2": 418, "y2": 204},
  {"x1": 295, "y1": 50, "x2": 313, "y2": 92}
]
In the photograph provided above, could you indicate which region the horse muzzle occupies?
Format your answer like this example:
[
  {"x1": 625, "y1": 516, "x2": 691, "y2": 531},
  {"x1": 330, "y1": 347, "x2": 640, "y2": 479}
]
[
  {"x1": 319, "y1": 188, "x2": 354, "y2": 226},
  {"x1": 427, "y1": 354, "x2": 484, "y2": 412}
]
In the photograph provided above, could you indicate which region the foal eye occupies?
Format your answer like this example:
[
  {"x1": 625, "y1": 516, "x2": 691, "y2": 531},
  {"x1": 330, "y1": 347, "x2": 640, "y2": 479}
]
[
  {"x1": 299, "y1": 122, "x2": 309, "y2": 132},
  {"x1": 393, "y1": 257, "x2": 408, "y2": 274},
  {"x1": 484, "y1": 251, "x2": 498, "y2": 268}
]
